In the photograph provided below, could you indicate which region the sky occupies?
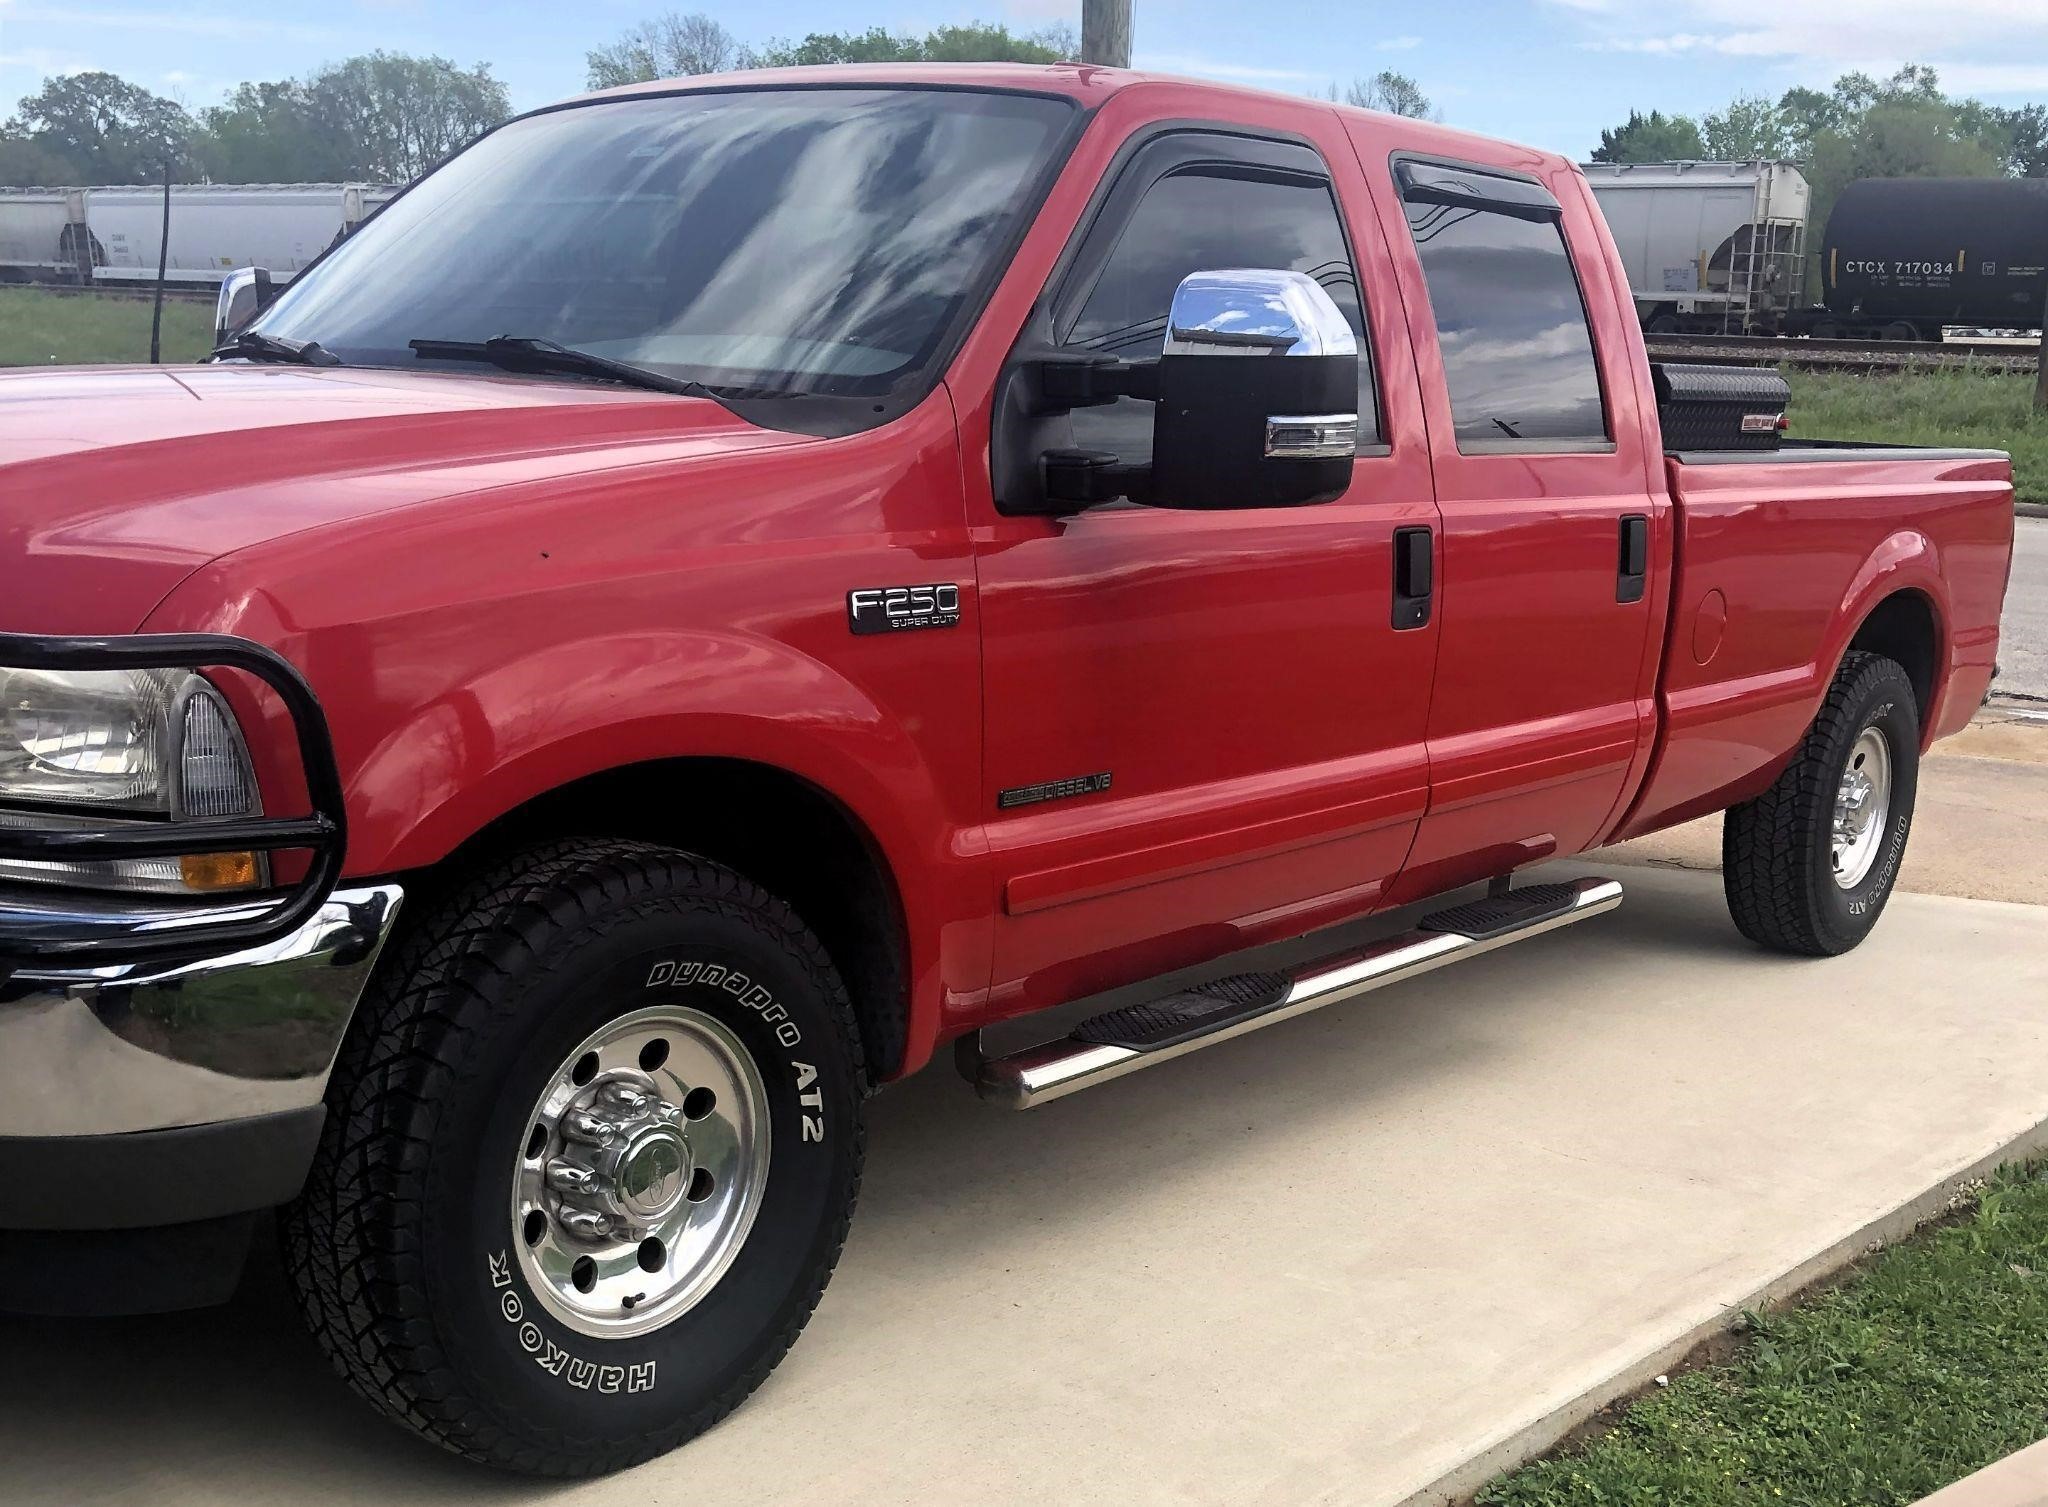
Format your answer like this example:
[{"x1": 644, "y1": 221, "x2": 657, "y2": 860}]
[{"x1": 1, "y1": 0, "x2": 2045, "y2": 161}]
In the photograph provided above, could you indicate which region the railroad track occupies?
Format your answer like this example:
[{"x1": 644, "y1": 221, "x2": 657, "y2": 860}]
[
  {"x1": 1646, "y1": 332, "x2": 2038, "y2": 374},
  {"x1": 2, "y1": 281, "x2": 214, "y2": 304}
]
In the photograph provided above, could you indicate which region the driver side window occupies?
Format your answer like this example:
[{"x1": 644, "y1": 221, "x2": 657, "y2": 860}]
[{"x1": 1061, "y1": 163, "x2": 1379, "y2": 462}]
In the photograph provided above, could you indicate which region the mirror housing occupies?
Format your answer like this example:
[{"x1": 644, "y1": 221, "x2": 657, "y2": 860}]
[
  {"x1": 1148, "y1": 268, "x2": 1358, "y2": 510},
  {"x1": 213, "y1": 266, "x2": 276, "y2": 347}
]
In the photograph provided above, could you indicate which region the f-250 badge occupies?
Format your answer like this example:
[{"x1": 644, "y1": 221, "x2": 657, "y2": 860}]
[{"x1": 847, "y1": 583, "x2": 962, "y2": 635}]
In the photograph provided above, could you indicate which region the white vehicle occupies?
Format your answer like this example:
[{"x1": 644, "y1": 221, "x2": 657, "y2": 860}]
[
  {"x1": 0, "y1": 189, "x2": 88, "y2": 281},
  {"x1": 85, "y1": 183, "x2": 393, "y2": 286},
  {"x1": 0, "y1": 183, "x2": 399, "y2": 287},
  {"x1": 1582, "y1": 160, "x2": 1811, "y2": 334}
]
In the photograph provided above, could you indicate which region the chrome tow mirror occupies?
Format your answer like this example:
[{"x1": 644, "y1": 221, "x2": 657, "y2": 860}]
[
  {"x1": 214, "y1": 266, "x2": 276, "y2": 348},
  {"x1": 1151, "y1": 268, "x2": 1359, "y2": 508}
]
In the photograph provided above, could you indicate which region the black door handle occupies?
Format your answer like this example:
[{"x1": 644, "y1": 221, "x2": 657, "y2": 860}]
[
  {"x1": 1393, "y1": 526, "x2": 1433, "y2": 629},
  {"x1": 1617, "y1": 514, "x2": 1649, "y2": 604}
]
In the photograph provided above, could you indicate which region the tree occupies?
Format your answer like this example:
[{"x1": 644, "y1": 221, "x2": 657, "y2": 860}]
[
  {"x1": 201, "y1": 81, "x2": 349, "y2": 183},
  {"x1": 1334, "y1": 71, "x2": 1435, "y2": 120},
  {"x1": 0, "y1": 132, "x2": 82, "y2": 185},
  {"x1": 1967, "y1": 102, "x2": 2048, "y2": 177},
  {"x1": 1590, "y1": 109, "x2": 1705, "y2": 163},
  {"x1": 1805, "y1": 98, "x2": 2001, "y2": 189},
  {"x1": 196, "y1": 54, "x2": 511, "y2": 184},
  {"x1": 6, "y1": 72, "x2": 195, "y2": 182},
  {"x1": 749, "y1": 21, "x2": 1071, "y2": 67},
  {"x1": 1699, "y1": 94, "x2": 1796, "y2": 160},
  {"x1": 304, "y1": 53, "x2": 512, "y2": 181},
  {"x1": 1795, "y1": 73, "x2": 2004, "y2": 300},
  {"x1": 922, "y1": 21, "x2": 1074, "y2": 61},
  {"x1": 586, "y1": 12, "x2": 745, "y2": 90}
]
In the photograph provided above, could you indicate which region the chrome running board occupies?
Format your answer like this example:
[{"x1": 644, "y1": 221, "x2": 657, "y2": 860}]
[{"x1": 967, "y1": 877, "x2": 1623, "y2": 1110}]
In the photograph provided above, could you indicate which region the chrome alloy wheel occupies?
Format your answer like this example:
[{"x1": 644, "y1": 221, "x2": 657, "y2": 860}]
[
  {"x1": 1830, "y1": 725, "x2": 1893, "y2": 890},
  {"x1": 513, "y1": 1005, "x2": 771, "y2": 1339}
]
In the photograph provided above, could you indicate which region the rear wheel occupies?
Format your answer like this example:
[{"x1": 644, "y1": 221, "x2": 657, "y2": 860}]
[
  {"x1": 1722, "y1": 651, "x2": 1920, "y2": 955},
  {"x1": 282, "y1": 840, "x2": 866, "y2": 1476}
]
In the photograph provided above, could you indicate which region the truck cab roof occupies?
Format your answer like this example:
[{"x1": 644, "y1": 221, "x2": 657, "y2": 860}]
[{"x1": 572, "y1": 62, "x2": 1576, "y2": 181}]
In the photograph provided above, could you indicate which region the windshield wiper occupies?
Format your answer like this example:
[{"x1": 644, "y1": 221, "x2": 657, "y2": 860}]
[
  {"x1": 408, "y1": 336, "x2": 719, "y2": 399},
  {"x1": 212, "y1": 330, "x2": 343, "y2": 367}
]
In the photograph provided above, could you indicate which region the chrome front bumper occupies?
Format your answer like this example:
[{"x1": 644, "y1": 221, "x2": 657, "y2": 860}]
[{"x1": 0, "y1": 883, "x2": 403, "y2": 1139}]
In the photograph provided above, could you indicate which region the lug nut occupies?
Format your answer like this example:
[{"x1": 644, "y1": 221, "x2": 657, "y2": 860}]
[
  {"x1": 546, "y1": 1161, "x2": 602, "y2": 1196},
  {"x1": 565, "y1": 1111, "x2": 618, "y2": 1146},
  {"x1": 559, "y1": 1208, "x2": 614, "y2": 1240},
  {"x1": 597, "y1": 1082, "x2": 653, "y2": 1115}
]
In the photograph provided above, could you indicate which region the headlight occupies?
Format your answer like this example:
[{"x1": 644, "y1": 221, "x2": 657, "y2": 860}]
[{"x1": 0, "y1": 667, "x2": 267, "y2": 895}]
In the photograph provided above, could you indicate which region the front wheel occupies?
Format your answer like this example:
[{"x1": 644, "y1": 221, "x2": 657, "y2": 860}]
[
  {"x1": 1722, "y1": 651, "x2": 1920, "y2": 955},
  {"x1": 282, "y1": 840, "x2": 867, "y2": 1476}
]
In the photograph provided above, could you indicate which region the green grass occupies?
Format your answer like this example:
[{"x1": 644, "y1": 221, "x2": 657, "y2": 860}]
[
  {"x1": 1480, "y1": 1163, "x2": 2048, "y2": 1507},
  {"x1": 1787, "y1": 365, "x2": 2048, "y2": 508},
  {"x1": 0, "y1": 285, "x2": 212, "y2": 367}
]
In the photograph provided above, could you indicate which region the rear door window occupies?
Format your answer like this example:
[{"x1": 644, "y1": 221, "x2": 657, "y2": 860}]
[{"x1": 1402, "y1": 181, "x2": 1608, "y2": 449}]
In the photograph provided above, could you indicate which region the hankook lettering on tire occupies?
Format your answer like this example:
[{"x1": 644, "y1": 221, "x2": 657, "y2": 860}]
[{"x1": 489, "y1": 1252, "x2": 657, "y2": 1394}]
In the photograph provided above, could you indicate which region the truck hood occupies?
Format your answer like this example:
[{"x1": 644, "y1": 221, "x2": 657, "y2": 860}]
[{"x1": 0, "y1": 363, "x2": 818, "y2": 634}]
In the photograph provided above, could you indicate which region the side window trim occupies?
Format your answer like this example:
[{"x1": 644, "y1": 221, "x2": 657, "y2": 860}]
[
  {"x1": 1395, "y1": 157, "x2": 1562, "y2": 223},
  {"x1": 1051, "y1": 128, "x2": 1384, "y2": 450},
  {"x1": 1391, "y1": 150, "x2": 1613, "y2": 456}
]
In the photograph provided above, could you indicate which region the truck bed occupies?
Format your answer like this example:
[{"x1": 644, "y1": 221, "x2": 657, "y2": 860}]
[{"x1": 1609, "y1": 442, "x2": 2015, "y2": 841}]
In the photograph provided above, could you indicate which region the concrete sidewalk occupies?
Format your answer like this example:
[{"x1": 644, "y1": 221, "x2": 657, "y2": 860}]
[
  {"x1": 1918, "y1": 1439, "x2": 2048, "y2": 1506},
  {"x1": 3, "y1": 861, "x2": 2045, "y2": 1507},
  {"x1": 1606, "y1": 701, "x2": 2048, "y2": 907}
]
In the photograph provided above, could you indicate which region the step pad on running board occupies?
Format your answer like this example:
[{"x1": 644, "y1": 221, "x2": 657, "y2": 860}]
[
  {"x1": 1417, "y1": 882, "x2": 1582, "y2": 941},
  {"x1": 1072, "y1": 971, "x2": 1293, "y2": 1052},
  {"x1": 968, "y1": 876, "x2": 1624, "y2": 1109}
]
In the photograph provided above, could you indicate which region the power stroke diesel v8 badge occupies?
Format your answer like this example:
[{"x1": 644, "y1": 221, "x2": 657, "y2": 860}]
[{"x1": 846, "y1": 584, "x2": 962, "y2": 635}]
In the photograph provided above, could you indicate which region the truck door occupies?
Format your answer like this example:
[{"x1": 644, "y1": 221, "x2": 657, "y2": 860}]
[
  {"x1": 971, "y1": 123, "x2": 1441, "y2": 1018},
  {"x1": 1363, "y1": 150, "x2": 1666, "y2": 904}
]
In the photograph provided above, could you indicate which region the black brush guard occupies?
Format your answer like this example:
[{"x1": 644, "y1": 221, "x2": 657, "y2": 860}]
[{"x1": 0, "y1": 632, "x2": 346, "y2": 967}]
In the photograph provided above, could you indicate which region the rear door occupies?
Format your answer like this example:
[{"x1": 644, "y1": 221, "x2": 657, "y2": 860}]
[
  {"x1": 1356, "y1": 147, "x2": 1667, "y2": 903},
  {"x1": 970, "y1": 118, "x2": 1442, "y2": 1017}
]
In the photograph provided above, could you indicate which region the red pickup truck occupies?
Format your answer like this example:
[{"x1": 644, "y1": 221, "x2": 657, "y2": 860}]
[{"x1": 0, "y1": 65, "x2": 2014, "y2": 1474}]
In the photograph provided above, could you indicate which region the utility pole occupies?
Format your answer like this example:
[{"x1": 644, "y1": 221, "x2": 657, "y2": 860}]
[
  {"x1": 1081, "y1": 0, "x2": 1131, "y2": 67},
  {"x1": 2036, "y1": 284, "x2": 2047, "y2": 413}
]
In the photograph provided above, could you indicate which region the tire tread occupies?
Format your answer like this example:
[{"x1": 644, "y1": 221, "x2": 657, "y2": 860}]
[
  {"x1": 1722, "y1": 651, "x2": 1916, "y2": 956},
  {"x1": 279, "y1": 839, "x2": 866, "y2": 1476}
]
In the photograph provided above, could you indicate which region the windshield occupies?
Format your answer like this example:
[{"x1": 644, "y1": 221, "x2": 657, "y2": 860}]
[{"x1": 253, "y1": 87, "x2": 1075, "y2": 398}]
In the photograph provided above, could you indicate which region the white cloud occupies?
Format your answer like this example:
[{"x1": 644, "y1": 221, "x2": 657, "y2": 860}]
[
  {"x1": 1924, "y1": 62, "x2": 2048, "y2": 94},
  {"x1": 1137, "y1": 53, "x2": 1320, "y2": 82},
  {"x1": 1378, "y1": 35, "x2": 1424, "y2": 51},
  {"x1": 0, "y1": 47, "x2": 95, "y2": 77},
  {"x1": 1553, "y1": 0, "x2": 2048, "y2": 92},
  {"x1": 1, "y1": 4, "x2": 348, "y2": 44},
  {"x1": 1580, "y1": 33, "x2": 1717, "y2": 55}
]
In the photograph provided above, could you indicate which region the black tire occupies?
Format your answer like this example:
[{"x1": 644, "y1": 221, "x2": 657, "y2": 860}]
[
  {"x1": 1723, "y1": 651, "x2": 1920, "y2": 956},
  {"x1": 281, "y1": 839, "x2": 867, "y2": 1476}
]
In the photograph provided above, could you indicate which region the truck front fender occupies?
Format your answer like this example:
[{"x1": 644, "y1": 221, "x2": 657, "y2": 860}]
[
  {"x1": 173, "y1": 619, "x2": 987, "y2": 1080},
  {"x1": 344, "y1": 629, "x2": 956, "y2": 883},
  {"x1": 336, "y1": 629, "x2": 987, "y2": 1076}
]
